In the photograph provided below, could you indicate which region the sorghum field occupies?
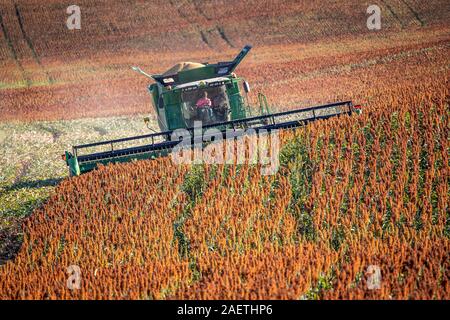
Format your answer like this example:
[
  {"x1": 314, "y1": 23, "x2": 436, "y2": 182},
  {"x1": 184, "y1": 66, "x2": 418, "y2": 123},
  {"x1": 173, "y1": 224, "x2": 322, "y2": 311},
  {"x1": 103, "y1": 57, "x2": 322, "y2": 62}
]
[{"x1": 0, "y1": 0, "x2": 449, "y2": 299}]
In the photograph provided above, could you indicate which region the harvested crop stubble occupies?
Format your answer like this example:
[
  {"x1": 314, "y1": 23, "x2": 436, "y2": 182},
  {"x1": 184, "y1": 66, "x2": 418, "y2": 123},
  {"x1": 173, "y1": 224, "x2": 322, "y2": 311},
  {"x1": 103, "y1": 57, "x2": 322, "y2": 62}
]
[{"x1": 0, "y1": 79, "x2": 448, "y2": 299}]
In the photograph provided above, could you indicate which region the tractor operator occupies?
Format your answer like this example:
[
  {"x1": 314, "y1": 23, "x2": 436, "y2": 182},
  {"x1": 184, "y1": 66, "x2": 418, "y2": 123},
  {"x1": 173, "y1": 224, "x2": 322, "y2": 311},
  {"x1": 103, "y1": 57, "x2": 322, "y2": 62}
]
[
  {"x1": 196, "y1": 91, "x2": 213, "y2": 122},
  {"x1": 196, "y1": 91, "x2": 212, "y2": 108}
]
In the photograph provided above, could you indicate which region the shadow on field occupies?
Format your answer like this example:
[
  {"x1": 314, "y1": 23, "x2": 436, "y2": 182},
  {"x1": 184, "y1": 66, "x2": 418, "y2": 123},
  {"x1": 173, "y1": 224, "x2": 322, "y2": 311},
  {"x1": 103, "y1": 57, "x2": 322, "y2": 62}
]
[
  {"x1": 0, "y1": 224, "x2": 23, "y2": 266},
  {"x1": 1, "y1": 177, "x2": 63, "y2": 195},
  {"x1": 0, "y1": 178, "x2": 64, "y2": 265}
]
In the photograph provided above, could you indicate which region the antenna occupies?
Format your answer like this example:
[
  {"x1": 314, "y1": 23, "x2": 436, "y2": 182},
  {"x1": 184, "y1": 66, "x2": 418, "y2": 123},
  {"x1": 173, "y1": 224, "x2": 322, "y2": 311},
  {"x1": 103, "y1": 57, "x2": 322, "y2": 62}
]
[{"x1": 131, "y1": 66, "x2": 153, "y2": 79}]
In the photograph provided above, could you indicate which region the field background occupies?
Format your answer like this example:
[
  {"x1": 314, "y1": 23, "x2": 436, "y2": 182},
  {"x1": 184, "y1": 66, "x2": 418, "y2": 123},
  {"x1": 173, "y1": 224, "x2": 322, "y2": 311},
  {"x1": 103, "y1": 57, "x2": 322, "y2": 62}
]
[
  {"x1": 0, "y1": 0, "x2": 449, "y2": 298},
  {"x1": 1, "y1": 0, "x2": 449, "y2": 120}
]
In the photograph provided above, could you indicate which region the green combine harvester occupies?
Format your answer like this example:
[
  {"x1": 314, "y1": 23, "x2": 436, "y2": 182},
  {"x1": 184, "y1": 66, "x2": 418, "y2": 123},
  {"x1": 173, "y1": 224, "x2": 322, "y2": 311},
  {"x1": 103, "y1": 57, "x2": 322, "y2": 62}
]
[{"x1": 63, "y1": 45, "x2": 362, "y2": 176}]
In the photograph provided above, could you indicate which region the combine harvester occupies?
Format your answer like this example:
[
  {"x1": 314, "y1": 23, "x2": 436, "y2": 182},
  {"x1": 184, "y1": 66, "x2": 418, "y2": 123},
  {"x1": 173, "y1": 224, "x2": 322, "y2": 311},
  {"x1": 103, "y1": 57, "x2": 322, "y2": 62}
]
[{"x1": 63, "y1": 45, "x2": 362, "y2": 176}]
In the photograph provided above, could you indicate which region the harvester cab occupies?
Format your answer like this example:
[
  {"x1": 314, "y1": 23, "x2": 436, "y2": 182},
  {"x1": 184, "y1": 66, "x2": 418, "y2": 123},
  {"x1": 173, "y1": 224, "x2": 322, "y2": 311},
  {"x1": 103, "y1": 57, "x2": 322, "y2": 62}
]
[
  {"x1": 64, "y1": 45, "x2": 362, "y2": 176},
  {"x1": 136, "y1": 45, "x2": 255, "y2": 132}
]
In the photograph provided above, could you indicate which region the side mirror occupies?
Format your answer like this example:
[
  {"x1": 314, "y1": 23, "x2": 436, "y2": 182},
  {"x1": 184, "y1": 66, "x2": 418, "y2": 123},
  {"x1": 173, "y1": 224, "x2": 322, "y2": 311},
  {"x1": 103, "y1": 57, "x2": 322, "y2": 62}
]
[{"x1": 243, "y1": 81, "x2": 251, "y2": 93}]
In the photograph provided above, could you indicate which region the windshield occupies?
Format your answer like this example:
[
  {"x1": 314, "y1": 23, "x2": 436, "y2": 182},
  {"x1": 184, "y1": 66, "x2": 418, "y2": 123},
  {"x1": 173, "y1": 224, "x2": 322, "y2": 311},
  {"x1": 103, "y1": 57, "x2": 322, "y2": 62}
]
[{"x1": 181, "y1": 85, "x2": 230, "y2": 127}]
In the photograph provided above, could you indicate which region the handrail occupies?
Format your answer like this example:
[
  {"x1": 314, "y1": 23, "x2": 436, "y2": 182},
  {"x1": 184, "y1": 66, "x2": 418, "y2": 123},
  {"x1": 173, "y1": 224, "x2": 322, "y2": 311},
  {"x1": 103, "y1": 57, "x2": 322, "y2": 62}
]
[
  {"x1": 258, "y1": 92, "x2": 271, "y2": 116},
  {"x1": 72, "y1": 100, "x2": 352, "y2": 156}
]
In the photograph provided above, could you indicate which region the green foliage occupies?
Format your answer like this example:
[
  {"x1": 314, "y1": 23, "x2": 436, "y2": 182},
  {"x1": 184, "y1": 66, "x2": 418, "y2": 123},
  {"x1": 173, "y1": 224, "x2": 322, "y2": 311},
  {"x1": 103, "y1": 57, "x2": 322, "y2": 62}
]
[
  {"x1": 302, "y1": 269, "x2": 335, "y2": 300},
  {"x1": 330, "y1": 226, "x2": 345, "y2": 251},
  {"x1": 277, "y1": 131, "x2": 317, "y2": 241},
  {"x1": 181, "y1": 165, "x2": 206, "y2": 202},
  {"x1": 443, "y1": 212, "x2": 450, "y2": 239},
  {"x1": 297, "y1": 211, "x2": 317, "y2": 241},
  {"x1": 382, "y1": 199, "x2": 393, "y2": 234}
]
